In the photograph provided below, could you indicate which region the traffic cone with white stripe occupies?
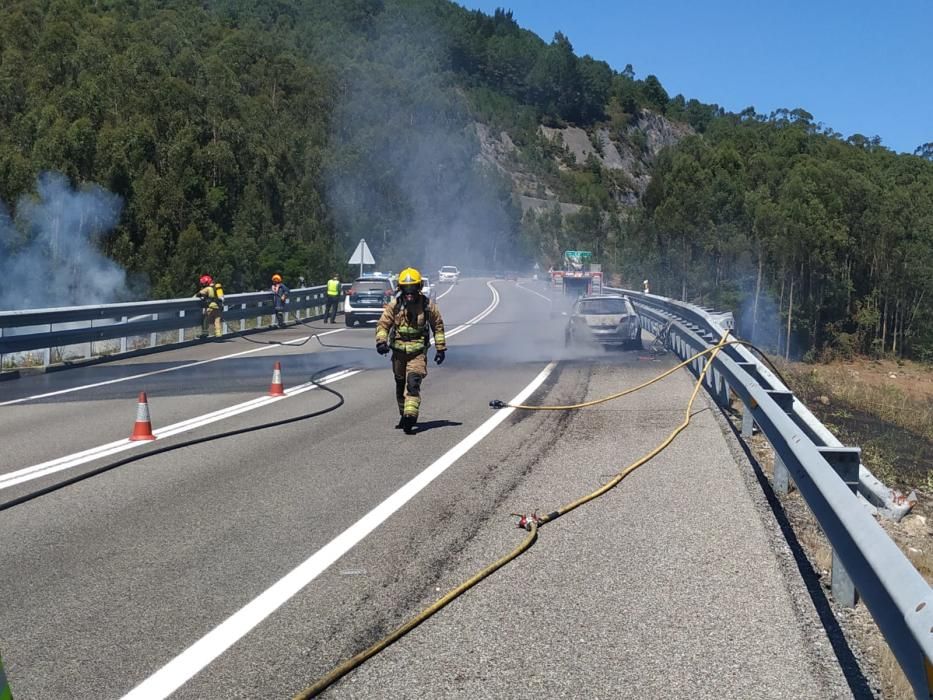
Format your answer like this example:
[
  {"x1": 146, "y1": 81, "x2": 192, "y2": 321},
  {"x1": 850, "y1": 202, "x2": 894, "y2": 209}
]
[
  {"x1": 129, "y1": 391, "x2": 157, "y2": 441},
  {"x1": 1, "y1": 650, "x2": 15, "y2": 700},
  {"x1": 269, "y1": 361, "x2": 285, "y2": 396}
]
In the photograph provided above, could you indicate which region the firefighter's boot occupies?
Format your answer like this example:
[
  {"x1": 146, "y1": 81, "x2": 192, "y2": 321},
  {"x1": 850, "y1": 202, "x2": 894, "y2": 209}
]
[{"x1": 401, "y1": 415, "x2": 416, "y2": 434}]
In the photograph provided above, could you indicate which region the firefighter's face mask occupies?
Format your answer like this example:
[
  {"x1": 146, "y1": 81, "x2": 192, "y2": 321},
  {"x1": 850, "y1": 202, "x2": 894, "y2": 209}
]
[{"x1": 400, "y1": 284, "x2": 419, "y2": 303}]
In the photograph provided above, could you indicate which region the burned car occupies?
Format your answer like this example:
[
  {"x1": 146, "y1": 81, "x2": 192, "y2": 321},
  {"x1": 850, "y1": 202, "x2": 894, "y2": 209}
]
[{"x1": 565, "y1": 294, "x2": 642, "y2": 349}]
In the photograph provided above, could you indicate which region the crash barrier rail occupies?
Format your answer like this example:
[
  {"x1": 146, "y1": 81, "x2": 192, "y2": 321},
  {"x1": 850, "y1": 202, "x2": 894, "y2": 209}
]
[
  {"x1": 0, "y1": 285, "x2": 349, "y2": 371},
  {"x1": 603, "y1": 285, "x2": 933, "y2": 698}
]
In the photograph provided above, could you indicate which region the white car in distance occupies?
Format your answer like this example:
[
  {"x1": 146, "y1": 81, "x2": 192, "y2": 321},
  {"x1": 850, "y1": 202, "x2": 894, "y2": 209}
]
[{"x1": 437, "y1": 266, "x2": 460, "y2": 283}]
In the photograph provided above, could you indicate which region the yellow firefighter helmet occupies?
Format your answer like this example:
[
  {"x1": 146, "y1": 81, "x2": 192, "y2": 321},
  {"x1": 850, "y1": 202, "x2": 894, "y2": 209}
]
[
  {"x1": 398, "y1": 267, "x2": 423, "y2": 291},
  {"x1": 398, "y1": 267, "x2": 422, "y2": 285}
]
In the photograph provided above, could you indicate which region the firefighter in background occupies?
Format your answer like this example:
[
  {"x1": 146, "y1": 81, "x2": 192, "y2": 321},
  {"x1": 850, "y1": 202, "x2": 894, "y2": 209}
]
[
  {"x1": 196, "y1": 274, "x2": 225, "y2": 338},
  {"x1": 324, "y1": 272, "x2": 341, "y2": 323},
  {"x1": 271, "y1": 273, "x2": 289, "y2": 327},
  {"x1": 375, "y1": 267, "x2": 446, "y2": 434}
]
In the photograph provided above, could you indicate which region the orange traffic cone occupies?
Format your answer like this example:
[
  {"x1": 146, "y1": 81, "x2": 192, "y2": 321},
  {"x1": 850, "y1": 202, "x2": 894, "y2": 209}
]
[
  {"x1": 129, "y1": 391, "x2": 157, "y2": 441},
  {"x1": 269, "y1": 361, "x2": 286, "y2": 396}
]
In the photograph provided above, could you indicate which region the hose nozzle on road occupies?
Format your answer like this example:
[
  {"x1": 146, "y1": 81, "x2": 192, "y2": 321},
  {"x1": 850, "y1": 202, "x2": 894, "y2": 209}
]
[
  {"x1": 489, "y1": 399, "x2": 507, "y2": 409},
  {"x1": 512, "y1": 511, "x2": 541, "y2": 531}
]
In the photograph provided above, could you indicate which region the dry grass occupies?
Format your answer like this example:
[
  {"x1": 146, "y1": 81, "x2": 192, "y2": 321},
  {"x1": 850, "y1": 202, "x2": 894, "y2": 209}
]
[{"x1": 779, "y1": 358, "x2": 933, "y2": 442}]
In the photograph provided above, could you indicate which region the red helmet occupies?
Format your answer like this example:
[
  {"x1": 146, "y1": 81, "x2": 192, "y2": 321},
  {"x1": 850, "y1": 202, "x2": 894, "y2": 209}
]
[{"x1": 199, "y1": 274, "x2": 213, "y2": 286}]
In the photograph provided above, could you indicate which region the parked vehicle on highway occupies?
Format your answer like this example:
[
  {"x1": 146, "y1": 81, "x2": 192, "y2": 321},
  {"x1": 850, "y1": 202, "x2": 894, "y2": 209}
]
[
  {"x1": 437, "y1": 266, "x2": 460, "y2": 283},
  {"x1": 565, "y1": 294, "x2": 642, "y2": 349},
  {"x1": 344, "y1": 275, "x2": 393, "y2": 326}
]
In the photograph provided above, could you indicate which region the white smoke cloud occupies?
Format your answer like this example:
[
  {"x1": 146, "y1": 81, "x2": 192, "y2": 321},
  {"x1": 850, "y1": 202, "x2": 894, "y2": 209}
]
[
  {"x1": 0, "y1": 172, "x2": 127, "y2": 310},
  {"x1": 324, "y1": 9, "x2": 522, "y2": 277}
]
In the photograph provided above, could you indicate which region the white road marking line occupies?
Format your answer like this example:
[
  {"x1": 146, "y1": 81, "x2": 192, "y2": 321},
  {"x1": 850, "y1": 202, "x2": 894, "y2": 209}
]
[
  {"x1": 0, "y1": 330, "x2": 346, "y2": 407},
  {"x1": 445, "y1": 282, "x2": 499, "y2": 339},
  {"x1": 119, "y1": 361, "x2": 557, "y2": 700},
  {"x1": 435, "y1": 282, "x2": 456, "y2": 300},
  {"x1": 0, "y1": 370, "x2": 359, "y2": 491},
  {"x1": 515, "y1": 282, "x2": 553, "y2": 302}
]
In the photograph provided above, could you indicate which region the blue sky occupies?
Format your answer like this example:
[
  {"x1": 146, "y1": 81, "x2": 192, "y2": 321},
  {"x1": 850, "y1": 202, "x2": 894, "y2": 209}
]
[{"x1": 455, "y1": 1, "x2": 932, "y2": 154}]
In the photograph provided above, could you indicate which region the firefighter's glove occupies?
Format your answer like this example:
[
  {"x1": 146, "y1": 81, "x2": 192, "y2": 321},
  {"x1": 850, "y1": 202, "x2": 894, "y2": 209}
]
[
  {"x1": 376, "y1": 341, "x2": 390, "y2": 355},
  {"x1": 434, "y1": 349, "x2": 445, "y2": 365}
]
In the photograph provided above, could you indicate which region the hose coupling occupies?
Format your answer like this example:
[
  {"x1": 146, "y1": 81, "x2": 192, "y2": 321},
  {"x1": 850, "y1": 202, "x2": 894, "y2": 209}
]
[
  {"x1": 489, "y1": 399, "x2": 507, "y2": 409},
  {"x1": 512, "y1": 511, "x2": 541, "y2": 531}
]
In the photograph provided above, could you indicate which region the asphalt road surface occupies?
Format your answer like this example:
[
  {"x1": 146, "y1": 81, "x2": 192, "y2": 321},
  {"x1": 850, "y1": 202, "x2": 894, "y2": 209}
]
[{"x1": 0, "y1": 278, "x2": 856, "y2": 698}]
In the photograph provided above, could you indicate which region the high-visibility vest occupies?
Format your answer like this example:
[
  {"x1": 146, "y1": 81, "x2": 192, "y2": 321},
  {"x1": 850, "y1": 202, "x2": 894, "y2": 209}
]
[
  {"x1": 327, "y1": 279, "x2": 340, "y2": 296},
  {"x1": 1, "y1": 651, "x2": 13, "y2": 700}
]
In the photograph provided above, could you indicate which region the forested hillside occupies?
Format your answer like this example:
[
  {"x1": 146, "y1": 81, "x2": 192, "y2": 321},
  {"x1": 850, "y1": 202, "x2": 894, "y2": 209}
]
[
  {"x1": 633, "y1": 110, "x2": 933, "y2": 361},
  {"x1": 0, "y1": 0, "x2": 931, "y2": 360}
]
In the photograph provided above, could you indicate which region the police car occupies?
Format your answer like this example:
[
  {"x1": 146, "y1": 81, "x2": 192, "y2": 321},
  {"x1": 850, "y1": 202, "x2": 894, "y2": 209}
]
[{"x1": 344, "y1": 275, "x2": 394, "y2": 326}]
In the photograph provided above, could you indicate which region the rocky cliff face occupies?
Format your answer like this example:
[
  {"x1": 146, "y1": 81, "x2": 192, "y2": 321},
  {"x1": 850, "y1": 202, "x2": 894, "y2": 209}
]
[{"x1": 474, "y1": 110, "x2": 693, "y2": 215}]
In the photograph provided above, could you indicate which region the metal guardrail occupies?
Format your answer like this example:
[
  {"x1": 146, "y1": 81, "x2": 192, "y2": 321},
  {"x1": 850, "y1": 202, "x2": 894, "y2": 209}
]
[
  {"x1": 0, "y1": 285, "x2": 346, "y2": 370},
  {"x1": 604, "y1": 285, "x2": 933, "y2": 699}
]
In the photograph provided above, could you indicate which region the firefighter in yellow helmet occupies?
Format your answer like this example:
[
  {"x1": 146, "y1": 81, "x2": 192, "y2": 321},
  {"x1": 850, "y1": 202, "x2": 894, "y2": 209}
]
[{"x1": 375, "y1": 267, "x2": 446, "y2": 434}]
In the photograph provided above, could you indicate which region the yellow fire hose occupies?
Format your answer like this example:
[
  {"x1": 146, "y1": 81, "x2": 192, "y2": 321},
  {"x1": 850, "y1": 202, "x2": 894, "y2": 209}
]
[{"x1": 293, "y1": 332, "x2": 731, "y2": 698}]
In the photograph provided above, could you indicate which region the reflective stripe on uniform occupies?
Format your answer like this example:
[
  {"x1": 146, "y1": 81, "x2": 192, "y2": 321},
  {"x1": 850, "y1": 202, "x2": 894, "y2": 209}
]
[
  {"x1": 392, "y1": 340, "x2": 425, "y2": 353},
  {"x1": 403, "y1": 395, "x2": 420, "y2": 417},
  {"x1": 392, "y1": 321, "x2": 427, "y2": 353},
  {"x1": 1, "y1": 652, "x2": 13, "y2": 700}
]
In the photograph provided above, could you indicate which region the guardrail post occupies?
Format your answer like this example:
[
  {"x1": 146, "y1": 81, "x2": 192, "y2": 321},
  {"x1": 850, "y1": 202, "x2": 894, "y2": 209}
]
[
  {"x1": 44, "y1": 323, "x2": 52, "y2": 368},
  {"x1": 149, "y1": 313, "x2": 157, "y2": 348},
  {"x1": 764, "y1": 390, "x2": 796, "y2": 494},
  {"x1": 816, "y1": 446, "x2": 862, "y2": 608},
  {"x1": 120, "y1": 316, "x2": 128, "y2": 353},
  {"x1": 830, "y1": 552, "x2": 858, "y2": 608},
  {"x1": 179, "y1": 310, "x2": 185, "y2": 343},
  {"x1": 741, "y1": 402, "x2": 755, "y2": 438},
  {"x1": 817, "y1": 447, "x2": 861, "y2": 493},
  {"x1": 737, "y1": 361, "x2": 762, "y2": 386},
  {"x1": 772, "y1": 455, "x2": 790, "y2": 495},
  {"x1": 714, "y1": 370, "x2": 731, "y2": 409},
  {"x1": 737, "y1": 362, "x2": 766, "y2": 438}
]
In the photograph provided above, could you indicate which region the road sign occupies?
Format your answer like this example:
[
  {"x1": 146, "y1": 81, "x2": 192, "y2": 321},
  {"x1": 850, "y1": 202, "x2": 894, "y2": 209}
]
[{"x1": 348, "y1": 238, "x2": 375, "y2": 276}]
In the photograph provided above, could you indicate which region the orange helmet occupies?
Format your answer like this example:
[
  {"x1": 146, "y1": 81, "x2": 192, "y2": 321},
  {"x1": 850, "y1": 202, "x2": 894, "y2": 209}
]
[
  {"x1": 272, "y1": 273, "x2": 282, "y2": 283},
  {"x1": 199, "y1": 274, "x2": 213, "y2": 286}
]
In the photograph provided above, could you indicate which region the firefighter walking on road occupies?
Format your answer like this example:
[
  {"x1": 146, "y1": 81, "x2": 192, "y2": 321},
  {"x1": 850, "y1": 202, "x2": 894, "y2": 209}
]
[{"x1": 375, "y1": 267, "x2": 446, "y2": 434}]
